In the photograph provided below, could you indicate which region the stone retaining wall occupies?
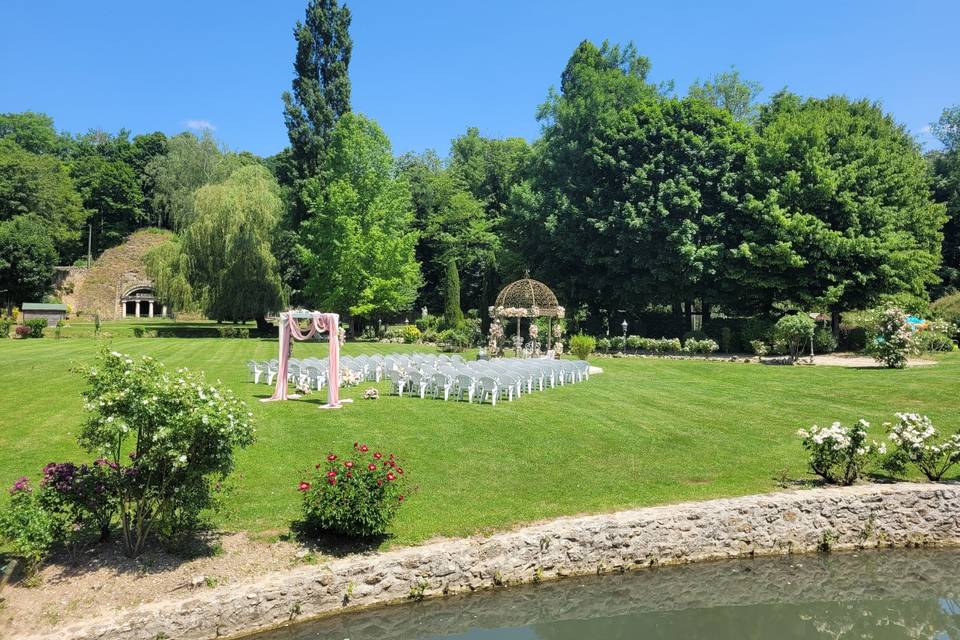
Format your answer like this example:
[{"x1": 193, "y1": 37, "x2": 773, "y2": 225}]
[{"x1": 37, "y1": 483, "x2": 960, "y2": 640}]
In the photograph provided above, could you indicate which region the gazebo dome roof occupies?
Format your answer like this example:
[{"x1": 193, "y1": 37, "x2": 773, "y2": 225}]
[{"x1": 490, "y1": 274, "x2": 564, "y2": 318}]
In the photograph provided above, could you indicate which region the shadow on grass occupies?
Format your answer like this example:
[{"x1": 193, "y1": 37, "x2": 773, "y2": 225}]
[{"x1": 284, "y1": 519, "x2": 390, "y2": 558}]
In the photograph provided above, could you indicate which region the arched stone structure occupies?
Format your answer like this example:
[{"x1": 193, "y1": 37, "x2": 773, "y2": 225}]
[{"x1": 120, "y1": 283, "x2": 166, "y2": 319}]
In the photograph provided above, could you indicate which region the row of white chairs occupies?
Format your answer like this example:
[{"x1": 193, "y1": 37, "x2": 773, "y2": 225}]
[
  {"x1": 246, "y1": 353, "x2": 589, "y2": 406},
  {"x1": 384, "y1": 358, "x2": 589, "y2": 406}
]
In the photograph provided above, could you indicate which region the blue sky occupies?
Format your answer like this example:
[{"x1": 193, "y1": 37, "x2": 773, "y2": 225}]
[{"x1": 1, "y1": 0, "x2": 957, "y2": 158}]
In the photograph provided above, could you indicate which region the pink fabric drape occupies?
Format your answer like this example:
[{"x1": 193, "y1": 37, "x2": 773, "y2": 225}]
[{"x1": 262, "y1": 311, "x2": 341, "y2": 408}]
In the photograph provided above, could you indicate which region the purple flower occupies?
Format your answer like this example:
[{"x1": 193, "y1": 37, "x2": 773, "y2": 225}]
[{"x1": 10, "y1": 476, "x2": 31, "y2": 494}]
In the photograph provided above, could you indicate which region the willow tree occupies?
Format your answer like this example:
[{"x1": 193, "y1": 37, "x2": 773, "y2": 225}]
[{"x1": 149, "y1": 165, "x2": 285, "y2": 328}]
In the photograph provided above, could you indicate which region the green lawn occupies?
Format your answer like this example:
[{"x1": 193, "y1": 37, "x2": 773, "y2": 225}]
[{"x1": 1, "y1": 335, "x2": 958, "y2": 547}]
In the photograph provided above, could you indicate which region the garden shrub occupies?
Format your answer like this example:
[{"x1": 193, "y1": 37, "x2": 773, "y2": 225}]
[
  {"x1": 682, "y1": 329, "x2": 708, "y2": 343},
  {"x1": 749, "y1": 339, "x2": 769, "y2": 356},
  {"x1": 400, "y1": 324, "x2": 421, "y2": 344},
  {"x1": 414, "y1": 313, "x2": 440, "y2": 333},
  {"x1": 75, "y1": 350, "x2": 255, "y2": 557},
  {"x1": 883, "y1": 413, "x2": 960, "y2": 481},
  {"x1": 867, "y1": 307, "x2": 915, "y2": 369},
  {"x1": 609, "y1": 336, "x2": 625, "y2": 351},
  {"x1": 300, "y1": 444, "x2": 409, "y2": 539},
  {"x1": 0, "y1": 478, "x2": 57, "y2": 578},
  {"x1": 838, "y1": 324, "x2": 867, "y2": 351},
  {"x1": 0, "y1": 315, "x2": 11, "y2": 337},
  {"x1": 813, "y1": 327, "x2": 838, "y2": 354},
  {"x1": 625, "y1": 335, "x2": 642, "y2": 351},
  {"x1": 132, "y1": 326, "x2": 145, "y2": 338},
  {"x1": 25, "y1": 318, "x2": 48, "y2": 338},
  {"x1": 596, "y1": 337, "x2": 611, "y2": 353},
  {"x1": 15, "y1": 324, "x2": 31, "y2": 338},
  {"x1": 772, "y1": 314, "x2": 814, "y2": 361},
  {"x1": 569, "y1": 334, "x2": 596, "y2": 359},
  {"x1": 683, "y1": 337, "x2": 719, "y2": 355},
  {"x1": 915, "y1": 320, "x2": 957, "y2": 352},
  {"x1": 796, "y1": 420, "x2": 884, "y2": 485}
]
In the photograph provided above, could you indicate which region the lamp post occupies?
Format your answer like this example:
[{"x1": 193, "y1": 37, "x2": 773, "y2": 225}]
[{"x1": 621, "y1": 319, "x2": 628, "y2": 352}]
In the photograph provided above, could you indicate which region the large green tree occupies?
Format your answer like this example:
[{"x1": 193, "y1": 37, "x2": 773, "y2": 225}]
[
  {"x1": 300, "y1": 113, "x2": 421, "y2": 325},
  {"x1": 0, "y1": 215, "x2": 57, "y2": 310},
  {"x1": 729, "y1": 94, "x2": 946, "y2": 324},
  {"x1": 70, "y1": 153, "x2": 145, "y2": 255},
  {"x1": 149, "y1": 165, "x2": 285, "y2": 327},
  {"x1": 930, "y1": 105, "x2": 960, "y2": 296},
  {"x1": 282, "y1": 0, "x2": 352, "y2": 218},
  {"x1": 0, "y1": 139, "x2": 89, "y2": 260},
  {"x1": 398, "y1": 150, "x2": 498, "y2": 314},
  {"x1": 144, "y1": 131, "x2": 249, "y2": 230},
  {"x1": 688, "y1": 66, "x2": 763, "y2": 123},
  {"x1": 0, "y1": 112, "x2": 63, "y2": 155}
]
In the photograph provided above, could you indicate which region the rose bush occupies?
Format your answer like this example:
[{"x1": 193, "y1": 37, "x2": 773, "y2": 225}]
[
  {"x1": 300, "y1": 443, "x2": 410, "y2": 539},
  {"x1": 0, "y1": 478, "x2": 57, "y2": 578},
  {"x1": 867, "y1": 307, "x2": 915, "y2": 368},
  {"x1": 883, "y1": 413, "x2": 960, "y2": 481},
  {"x1": 797, "y1": 419, "x2": 884, "y2": 485}
]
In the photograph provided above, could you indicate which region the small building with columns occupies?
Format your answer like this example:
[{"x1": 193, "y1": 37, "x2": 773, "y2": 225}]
[{"x1": 119, "y1": 282, "x2": 167, "y2": 319}]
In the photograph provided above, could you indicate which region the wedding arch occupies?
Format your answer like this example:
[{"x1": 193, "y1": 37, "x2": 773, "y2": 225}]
[{"x1": 262, "y1": 310, "x2": 344, "y2": 409}]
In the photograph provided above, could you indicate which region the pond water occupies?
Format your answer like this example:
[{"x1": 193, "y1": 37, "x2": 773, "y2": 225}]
[{"x1": 251, "y1": 548, "x2": 960, "y2": 640}]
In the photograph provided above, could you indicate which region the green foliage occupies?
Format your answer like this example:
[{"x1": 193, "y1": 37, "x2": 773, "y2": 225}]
[
  {"x1": 75, "y1": 350, "x2": 255, "y2": 556},
  {"x1": 867, "y1": 308, "x2": 916, "y2": 369},
  {"x1": 915, "y1": 320, "x2": 957, "y2": 352},
  {"x1": 442, "y1": 257, "x2": 464, "y2": 328},
  {"x1": 0, "y1": 215, "x2": 57, "y2": 309},
  {"x1": 688, "y1": 66, "x2": 762, "y2": 122},
  {"x1": 400, "y1": 324, "x2": 421, "y2": 344},
  {"x1": 0, "y1": 112, "x2": 62, "y2": 155},
  {"x1": 731, "y1": 94, "x2": 945, "y2": 315},
  {"x1": 683, "y1": 337, "x2": 720, "y2": 355},
  {"x1": 398, "y1": 150, "x2": 498, "y2": 314},
  {"x1": 144, "y1": 131, "x2": 249, "y2": 230},
  {"x1": 883, "y1": 413, "x2": 960, "y2": 481},
  {"x1": 150, "y1": 166, "x2": 285, "y2": 323},
  {"x1": 70, "y1": 153, "x2": 145, "y2": 255},
  {"x1": 749, "y1": 340, "x2": 769, "y2": 356},
  {"x1": 930, "y1": 292, "x2": 960, "y2": 327},
  {"x1": 24, "y1": 318, "x2": 47, "y2": 338},
  {"x1": 772, "y1": 314, "x2": 815, "y2": 361},
  {"x1": 569, "y1": 334, "x2": 596, "y2": 359},
  {"x1": 0, "y1": 480, "x2": 56, "y2": 577},
  {"x1": 282, "y1": 0, "x2": 353, "y2": 212},
  {"x1": 414, "y1": 313, "x2": 440, "y2": 333},
  {"x1": 301, "y1": 114, "x2": 422, "y2": 320},
  {"x1": 797, "y1": 419, "x2": 882, "y2": 485},
  {"x1": 300, "y1": 444, "x2": 409, "y2": 539},
  {"x1": 0, "y1": 139, "x2": 89, "y2": 258},
  {"x1": 813, "y1": 327, "x2": 838, "y2": 354},
  {"x1": 596, "y1": 337, "x2": 611, "y2": 353}
]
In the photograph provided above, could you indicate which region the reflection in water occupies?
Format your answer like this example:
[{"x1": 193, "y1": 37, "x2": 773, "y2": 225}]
[{"x1": 252, "y1": 549, "x2": 960, "y2": 640}]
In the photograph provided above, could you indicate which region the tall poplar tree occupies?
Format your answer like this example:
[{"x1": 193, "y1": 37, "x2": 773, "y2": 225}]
[{"x1": 282, "y1": 0, "x2": 352, "y2": 220}]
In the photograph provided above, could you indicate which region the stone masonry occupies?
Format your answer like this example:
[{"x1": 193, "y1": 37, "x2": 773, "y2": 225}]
[{"x1": 33, "y1": 483, "x2": 960, "y2": 640}]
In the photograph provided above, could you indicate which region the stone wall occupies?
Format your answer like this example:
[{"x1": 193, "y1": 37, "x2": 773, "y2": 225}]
[{"x1": 34, "y1": 483, "x2": 960, "y2": 640}]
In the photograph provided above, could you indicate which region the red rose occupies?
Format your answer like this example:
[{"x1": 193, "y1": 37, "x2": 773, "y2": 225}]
[
  {"x1": 328, "y1": 477, "x2": 337, "y2": 485},
  {"x1": 397, "y1": 467, "x2": 404, "y2": 474},
  {"x1": 327, "y1": 454, "x2": 337, "y2": 462},
  {"x1": 345, "y1": 471, "x2": 353, "y2": 478},
  {"x1": 344, "y1": 461, "x2": 354, "y2": 468},
  {"x1": 386, "y1": 472, "x2": 396, "y2": 481},
  {"x1": 360, "y1": 444, "x2": 369, "y2": 452},
  {"x1": 298, "y1": 481, "x2": 311, "y2": 491},
  {"x1": 377, "y1": 479, "x2": 383, "y2": 486},
  {"x1": 326, "y1": 470, "x2": 337, "y2": 478},
  {"x1": 368, "y1": 464, "x2": 377, "y2": 471},
  {"x1": 373, "y1": 452, "x2": 382, "y2": 460}
]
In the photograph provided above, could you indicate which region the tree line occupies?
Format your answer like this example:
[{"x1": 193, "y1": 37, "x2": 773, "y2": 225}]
[{"x1": 2, "y1": 0, "x2": 958, "y2": 337}]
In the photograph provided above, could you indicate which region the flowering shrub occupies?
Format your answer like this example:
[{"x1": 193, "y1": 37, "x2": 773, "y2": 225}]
[
  {"x1": 39, "y1": 461, "x2": 117, "y2": 546},
  {"x1": 683, "y1": 338, "x2": 720, "y2": 355},
  {"x1": 867, "y1": 307, "x2": 915, "y2": 368},
  {"x1": 0, "y1": 478, "x2": 57, "y2": 577},
  {"x1": 300, "y1": 443, "x2": 410, "y2": 539},
  {"x1": 883, "y1": 413, "x2": 960, "y2": 481},
  {"x1": 915, "y1": 319, "x2": 957, "y2": 353},
  {"x1": 15, "y1": 324, "x2": 31, "y2": 338},
  {"x1": 596, "y1": 337, "x2": 611, "y2": 353},
  {"x1": 796, "y1": 420, "x2": 884, "y2": 485},
  {"x1": 25, "y1": 318, "x2": 48, "y2": 338},
  {"x1": 76, "y1": 350, "x2": 255, "y2": 556},
  {"x1": 750, "y1": 339, "x2": 769, "y2": 356},
  {"x1": 400, "y1": 324, "x2": 421, "y2": 344}
]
